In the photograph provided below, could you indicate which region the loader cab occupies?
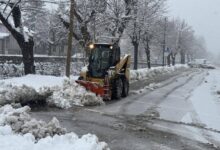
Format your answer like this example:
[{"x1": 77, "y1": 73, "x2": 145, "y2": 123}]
[{"x1": 88, "y1": 43, "x2": 120, "y2": 78}]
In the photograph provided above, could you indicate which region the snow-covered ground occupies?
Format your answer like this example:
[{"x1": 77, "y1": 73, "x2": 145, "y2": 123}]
[
  {"x1": 0, "y1": 105, "x2": 109, "y2": 150},
  {"x1": 188, "y1": 70, "x2": 220, "y2": 131},
  {"x1": 182, "y1": 69, "x2": 220, "y2": 143},
  {"x1": 1, "y1": 75, "x2": 65, "y2": 91}
]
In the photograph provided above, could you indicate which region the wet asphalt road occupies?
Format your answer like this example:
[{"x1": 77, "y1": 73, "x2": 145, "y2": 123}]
[{"x1": 31, "y1": 68, "x2": 219, "y2": 150}]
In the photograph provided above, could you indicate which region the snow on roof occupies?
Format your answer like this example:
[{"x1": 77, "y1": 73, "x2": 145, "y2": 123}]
[{"x1": 0, "y1": 32, "x2": 9, "y2": 39}]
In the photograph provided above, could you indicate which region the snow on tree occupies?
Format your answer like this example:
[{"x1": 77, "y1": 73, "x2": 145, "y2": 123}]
[
  {"x1": 22, "y1": 0, "x2": 49, "y2": 54},
  {"x1": 127, "y1": 0, "x2": 166, "y2": 69},
  {"x1": 191, "y1": 36, "x2": 208, "y2": 59},
  {"x1": 101, "y1": 0, "x2": 136, "y2": 44},
  {"x1": 59, "y1": 0, "x2": 98, "y2": 51},
  {"x1": 59, "y1": 0, "x2": 135, "y2": 51},
  {"x1": 47, "y1": 3, "x2": 68, "y2": 56},
  {"x1": 162, "y1": 18, "x2": 208, "y2": 65},
  {"x1": 0, "y1": 0, "x2": 35, "y2": 74}
]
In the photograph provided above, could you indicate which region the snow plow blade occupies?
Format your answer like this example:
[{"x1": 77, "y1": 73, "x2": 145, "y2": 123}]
[{"x1": 75, "y1": 80, "x2": 111, "y2": 100}]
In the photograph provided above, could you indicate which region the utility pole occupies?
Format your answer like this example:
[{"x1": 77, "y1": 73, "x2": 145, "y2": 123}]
[
  {"x1": 66, "y1": 0, "x2": 74, "y2": 77},
  {"x1": 162, "y1": 17, "x2": 167, "y2": 66},
  {"x1": 93, "y1": 1, "x2": 96, "y2": 42},
  {"x1": 93, "y1": 14, "x2": 96, "y2": 42}
]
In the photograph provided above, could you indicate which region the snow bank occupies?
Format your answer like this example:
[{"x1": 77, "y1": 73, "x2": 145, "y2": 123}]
[
  {"x1": 0, "y1": 75, "x2": 104, "y2": 109},
  {"x1": 0, "y1": 75, "x2": 62, "y2": 106},
  {"x1": 0, "y1": 126, "x2": 109, "y2": 150},
  {"x1": 0, "y1": 105, "x2": 66, "y2": 139},
  {"x1": 1, "y1": 74, "x2": 64, "y2": 91},
  {"x1": 47, "y1": 79, "x2": 104, "y2": 109},
  {"x1": 0, "y1": 84, "x2": 48, "y2": 106},
  {"x1": 0, "y1": 105, "x2": 109, "y2": 150},
  {"x1": 130, "y1": 65, "x2": 189, "y2": 81},
  {"x1": 189, "y1": 69, "x2": 220, "y2": 131}
]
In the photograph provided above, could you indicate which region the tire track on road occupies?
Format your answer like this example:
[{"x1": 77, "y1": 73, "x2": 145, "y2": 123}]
[{"x1": 119, "y1": 69, "x2": 204, "y2": 115}]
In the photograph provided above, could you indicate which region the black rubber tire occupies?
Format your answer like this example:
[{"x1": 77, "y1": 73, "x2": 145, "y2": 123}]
[
  {"x1": 112, "y1": 78, "x2": 123, "y2": 100},
  {"x1": 122, "y1": 78, "x2": 129, "y2": 97}
]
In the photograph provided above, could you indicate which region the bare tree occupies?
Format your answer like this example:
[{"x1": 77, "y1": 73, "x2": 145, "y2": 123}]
[
  {"x1": 0, "y1": 0, "x2": 35, "y2": 74},
  {"x1": 141, "y1": 0, "x2": 166, "y2": 68},
  {"x1": 127, "y1": 0, "x2": 166, "y2": 69}
]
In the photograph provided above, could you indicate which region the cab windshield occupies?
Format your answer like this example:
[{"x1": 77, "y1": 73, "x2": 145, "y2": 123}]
[{"x1": 89, "y1": 45, "x2": 111, "y2": 78}]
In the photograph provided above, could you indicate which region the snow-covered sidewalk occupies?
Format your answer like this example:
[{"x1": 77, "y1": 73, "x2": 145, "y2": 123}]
[{"x1": 187, "y1": 69, "x2": 220, "y2": 131}]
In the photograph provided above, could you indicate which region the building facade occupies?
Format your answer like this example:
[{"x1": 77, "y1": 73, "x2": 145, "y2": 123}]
[{"x1": 0, "y1": 22, "x2": 21, "y2": 55}]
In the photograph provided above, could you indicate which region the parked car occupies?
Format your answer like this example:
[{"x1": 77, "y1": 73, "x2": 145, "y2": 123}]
[{"x1": 188, "y1": 59, "x2": 215, "y2": 69}]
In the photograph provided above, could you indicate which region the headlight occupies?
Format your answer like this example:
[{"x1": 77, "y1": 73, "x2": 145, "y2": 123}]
[{"x1": 89, "y1": 44, "x2": 95, "y2": 49}]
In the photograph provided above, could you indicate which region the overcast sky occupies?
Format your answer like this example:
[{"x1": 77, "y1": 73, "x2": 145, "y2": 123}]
[{"x1": 168, "y1": 0, "x2": 220, "y2": 55}]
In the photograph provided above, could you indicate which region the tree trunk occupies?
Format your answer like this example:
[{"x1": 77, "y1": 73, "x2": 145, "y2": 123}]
[
  {"x1": 180, "y1": 50, "x2": 185, "y2": 64},
  {"x1": 187, "y1": 54, "x2": 191, "y2": 63},
  {"x1": 145, "y1": 40, "x2": 151, "y2": 69},
  {"x1": 19, "y1": 40, "x2": 35, "y2": 74},
  {"x1": 48, "y1": 44, "x2": 52, "y2": 56},
  {"x1": 133, "y1": 42, "x2": 138, "y2": 70},
  {"x1": 167, "y1": 54, "x2": 171, "y2": 66},
  {"x1": 172, "y1": 54, "x2": 176, "y2": 66}
]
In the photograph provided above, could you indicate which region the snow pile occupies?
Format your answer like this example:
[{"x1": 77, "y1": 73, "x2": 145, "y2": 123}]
[
  {"x1": 0, "y1": 75, "x2": 104, "y2": 108},
  {"x1": 47, "y1": 79, "x2": 104, "y2": 109},
  {"x1": 0, "y1": 75, "x2": 64, "y2": 106},
  {"x1": 0, "y1": 105, "x2": 66, "y2": 139},
  {"x1": 1, "y1": 74, "x2": 64, "y2": 91},
  {"x1": 0, "y1": 105, "x2": 109, "y2": 150},
  {"x1": 0, "y1": 126, "x2": 109, "y2": 150},
  {"x1": 130, "y1": 65, "x2": 189, "y2": 81},
  {"x1": 0, "y1": 84, "x2": 46, "y2": 106}
]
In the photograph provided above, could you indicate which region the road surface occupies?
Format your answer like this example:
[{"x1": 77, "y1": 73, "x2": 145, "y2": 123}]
[{"x1": 31, "y1": 68, "x2": 220, "y2": 150}]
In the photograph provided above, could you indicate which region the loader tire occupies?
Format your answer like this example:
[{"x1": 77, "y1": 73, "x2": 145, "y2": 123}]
[
  {"x1": 122, "y1": 78, "x2": 129, "y2": 97},
  {"x1": 112, "y1": 78, "x2": 123, "y2": 100}
]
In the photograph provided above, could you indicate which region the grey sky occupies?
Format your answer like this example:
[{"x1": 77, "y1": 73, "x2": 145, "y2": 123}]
[{"x1": 168, "y1": 0, "x2": 220, "y2": 55}]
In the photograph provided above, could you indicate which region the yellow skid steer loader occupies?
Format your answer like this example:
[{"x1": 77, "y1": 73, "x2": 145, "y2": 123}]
[{"x1": 76, "y1": 43, "x2": 131, "y2": 100}]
